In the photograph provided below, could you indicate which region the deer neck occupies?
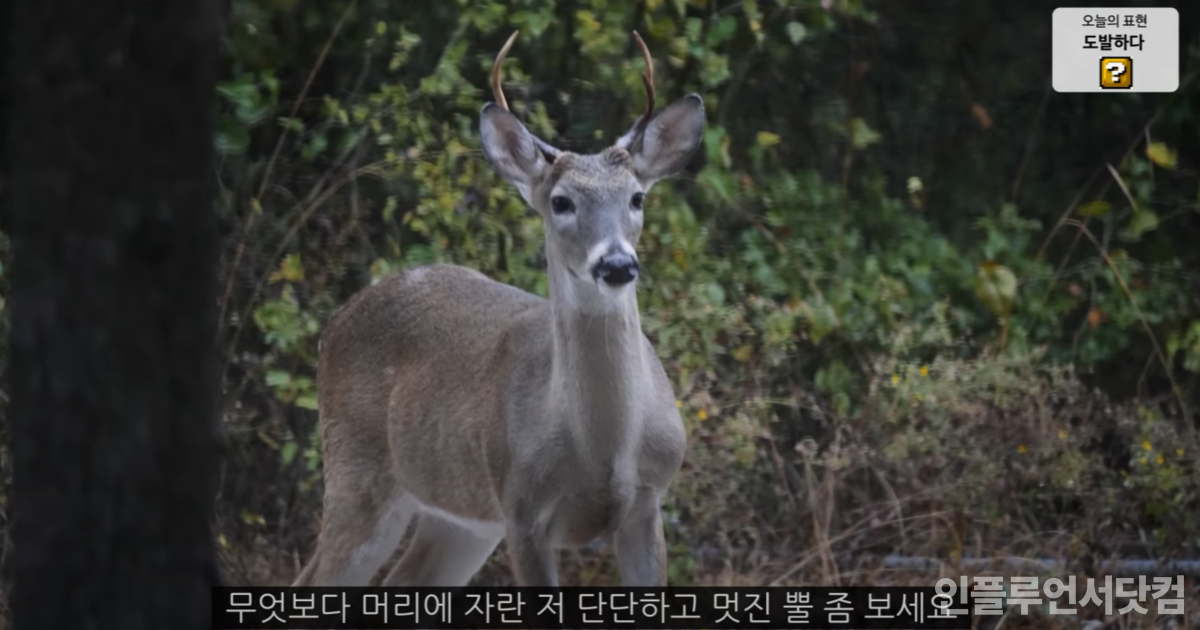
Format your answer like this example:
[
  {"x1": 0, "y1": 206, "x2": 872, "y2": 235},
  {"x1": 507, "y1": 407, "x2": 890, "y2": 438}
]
[{"x1": 546, "y1": 262, "x2": 649, "y2": 455}]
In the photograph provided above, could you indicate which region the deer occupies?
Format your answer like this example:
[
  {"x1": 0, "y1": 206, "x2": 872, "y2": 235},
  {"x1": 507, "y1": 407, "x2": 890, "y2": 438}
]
[{"x1": 291, "y1": 29, "x2": 705, "y2": 588}]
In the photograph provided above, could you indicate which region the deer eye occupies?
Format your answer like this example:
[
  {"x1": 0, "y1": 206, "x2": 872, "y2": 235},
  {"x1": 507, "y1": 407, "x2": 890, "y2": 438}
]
[
  {"x1": 630, "y1": 192, "x2": 645, "y2": 211},
  {"x1": 551, "y1": 196, "x2": 575, "y2": 215}
]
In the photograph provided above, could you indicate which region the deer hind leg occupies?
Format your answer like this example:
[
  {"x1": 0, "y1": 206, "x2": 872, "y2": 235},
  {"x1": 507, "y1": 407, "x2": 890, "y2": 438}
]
[
  {"x1": 379, "y1": 512, "x2": 503, "y2": 586},
  {"x1": 292, "y1": 489, "x2": 417, "y2": 586}
]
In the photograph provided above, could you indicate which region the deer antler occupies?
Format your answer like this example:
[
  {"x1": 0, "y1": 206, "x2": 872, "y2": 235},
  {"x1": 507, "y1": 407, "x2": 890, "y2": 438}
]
[
  {"x1": 491, "y1": 30, "x2": 520, "y2": 111},
  {"x1": 488, "y1": 30, "x2": 562, "y2": 160},
  {"x1": 615, "y1": 31, "x2": 658, "y2": 150},
  {"x1": 632, "y1": 30, "x2": 656, "y2": 124}
]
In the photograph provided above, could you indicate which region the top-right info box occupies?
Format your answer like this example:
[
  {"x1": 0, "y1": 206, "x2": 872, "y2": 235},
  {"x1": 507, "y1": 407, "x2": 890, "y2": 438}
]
[{"x1": 1052, "y1": 7, "x2": 1179, "y2": 93}]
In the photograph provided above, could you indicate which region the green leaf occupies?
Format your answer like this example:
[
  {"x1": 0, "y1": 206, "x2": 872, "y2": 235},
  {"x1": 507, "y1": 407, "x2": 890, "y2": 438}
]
[
  {"x1": 697, "y1": 167, "x2": 734, "y2": 204},
  {"x1": 756, "y1": 131, "x2": 781, "y2": 148},
  {"x1": 302, "y1": 134, "x2": 328, "y2": 161},
  {"x1": 974, "y1": 262, "x2": 1018, "y2": 317},
  {"x1": 382, "y1": 196, "x2": 399, "y2": 223},
  {"x1": 278, "y1": 117, "x2": 304, "y2": 133},
  {"x1": 575, "y1": 9, "x2": 601, "y2": 34},
  {"x1": 339, "y1": 128, "x2": 366, "y2": 157},
  {"x1": 1120, "y1": 209, "x2": 1159, "y2": 241},
  {"x1": 707, "y1": 16, "x2": 738, "y2": 48},
  {"x1": 1077, "y1": 200, "x2": 1111, "y2": 218},
  {"x1": 706, "y1": 282, "x2": 726, "y2": 305},
  {"x1": 703, "y1": 127, "x2": 731, "y2": 169},
  {"x1": 265, "y1": 370, "x2": 292, "y2": 387},
  {"x1": 280, "y1": 441, "x2": 298, "y2": 466},
  {"x1": 215, "y1": 118, "x2": 250, "y2": 156},
  {"x1": 513, "y1": 9, "x2": 553, "y2": 37},
  {"x1": 1145, "y1": 142, "x2": 1178, "y2": 169},
  {"x1": 261, "y1": 72, "x2": 279, "y2": 102},
  {"x1": 786, "y1": 22, "x2": 808, "y2": 45},
  {"x1": 685, "y1": 17, "x2": 703, "y2": 45},
  {"x1": 803, "y1": 302, "x2": 839, "y2": 344},
  {"x1": 745, "y1": 0, "x2": 763, "y2": 42},
  {"x1": 1183, "y1": 321, "x2": 1200, "y2": 373},
  {"x1": 849, "y1": 117, "x2": 881, "y2": 149},
  {"x1": 296, "y1": 393, "x2": 319, "y2": 411},
  {"x1": 269, "y1": 254, "x2": 305, "y2": 283},
  {"x1": 216, "y1": 79, "x2": 258, "y2": 107},
  {"x1": 234, "y1": 103, "x2": 271, "y2": 126}
]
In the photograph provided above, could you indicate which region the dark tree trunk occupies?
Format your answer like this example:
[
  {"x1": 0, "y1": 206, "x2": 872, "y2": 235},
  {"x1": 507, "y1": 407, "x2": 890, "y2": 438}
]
[{"x1": 3, "y1": 0, "x2": 223, "y2": 628}]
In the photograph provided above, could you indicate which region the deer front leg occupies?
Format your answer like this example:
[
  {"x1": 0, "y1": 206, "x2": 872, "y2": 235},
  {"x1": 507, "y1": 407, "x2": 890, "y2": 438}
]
[
  {"x1": 613, "y1": 503, "x2": 668, "y2": 586},
  {"x1": 506, "y1": 497, "x2": 560, "y2": 586},
  {"x1": 507, "y1": 531, "x2": 559, "y2": 585}
]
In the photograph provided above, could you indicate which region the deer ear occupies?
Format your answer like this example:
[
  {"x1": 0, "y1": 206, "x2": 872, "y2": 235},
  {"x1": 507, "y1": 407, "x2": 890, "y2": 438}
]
[
  {"x1": 480, "y1": 103, "x2": 551, "y2": 203},
  {"x1": 629, "y1": 94, "x2": 705, "y2": 185}
]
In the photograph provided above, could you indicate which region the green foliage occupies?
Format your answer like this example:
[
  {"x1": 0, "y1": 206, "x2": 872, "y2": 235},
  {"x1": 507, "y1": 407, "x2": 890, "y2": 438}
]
[
  {"x1": 216, "y1": 71, "x2": 279, "y2": 156},
  {"x1": 253, "y1": 286, "x2": 319, "y2": 358}
]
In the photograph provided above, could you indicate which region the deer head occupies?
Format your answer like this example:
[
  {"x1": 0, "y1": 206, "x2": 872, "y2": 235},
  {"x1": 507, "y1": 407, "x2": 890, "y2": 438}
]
[{"x1": 479, "y1": 31, "x2": 705, "y2": 309}]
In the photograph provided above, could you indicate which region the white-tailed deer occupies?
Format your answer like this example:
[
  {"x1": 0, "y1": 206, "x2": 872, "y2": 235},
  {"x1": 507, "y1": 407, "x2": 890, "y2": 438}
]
[{"x1": 292, "y1": 30, "x2": 704, "y2": 587}]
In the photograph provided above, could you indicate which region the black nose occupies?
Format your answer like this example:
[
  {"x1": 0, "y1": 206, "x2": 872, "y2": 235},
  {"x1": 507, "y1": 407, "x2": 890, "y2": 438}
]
[{"x1": 591, "y1": 253, "x2": 640, "y2": 286}]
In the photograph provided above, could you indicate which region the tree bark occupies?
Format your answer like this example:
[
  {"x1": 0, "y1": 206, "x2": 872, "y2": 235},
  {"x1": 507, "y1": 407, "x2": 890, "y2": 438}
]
[{"x1": 3, "y1": 0, "x2": 223, "y2": 627}]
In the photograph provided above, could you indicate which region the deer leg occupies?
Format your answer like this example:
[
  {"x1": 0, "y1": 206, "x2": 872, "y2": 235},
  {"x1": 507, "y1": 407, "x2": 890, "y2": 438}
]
[
  {"x1": 502, "y1": 495, "x2": 559, "y2": 586},
  {"x1": 380, "y1": 513, "x2": 502, "y2": 586},
  {"x1": 506, "y1": 531, "x2": 558, "y2": 586},
  {"x1": 613, "y1": 507, "x2": 667, "y2": 586},
  {"x1": 292, "y1": 491, "x2": 416, "y2": 586}
]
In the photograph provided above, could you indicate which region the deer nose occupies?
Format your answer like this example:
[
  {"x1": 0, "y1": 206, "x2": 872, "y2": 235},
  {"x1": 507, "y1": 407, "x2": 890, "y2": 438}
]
[{"x1": 591, "y1": 253, "x2": 640, "y2": 286}]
